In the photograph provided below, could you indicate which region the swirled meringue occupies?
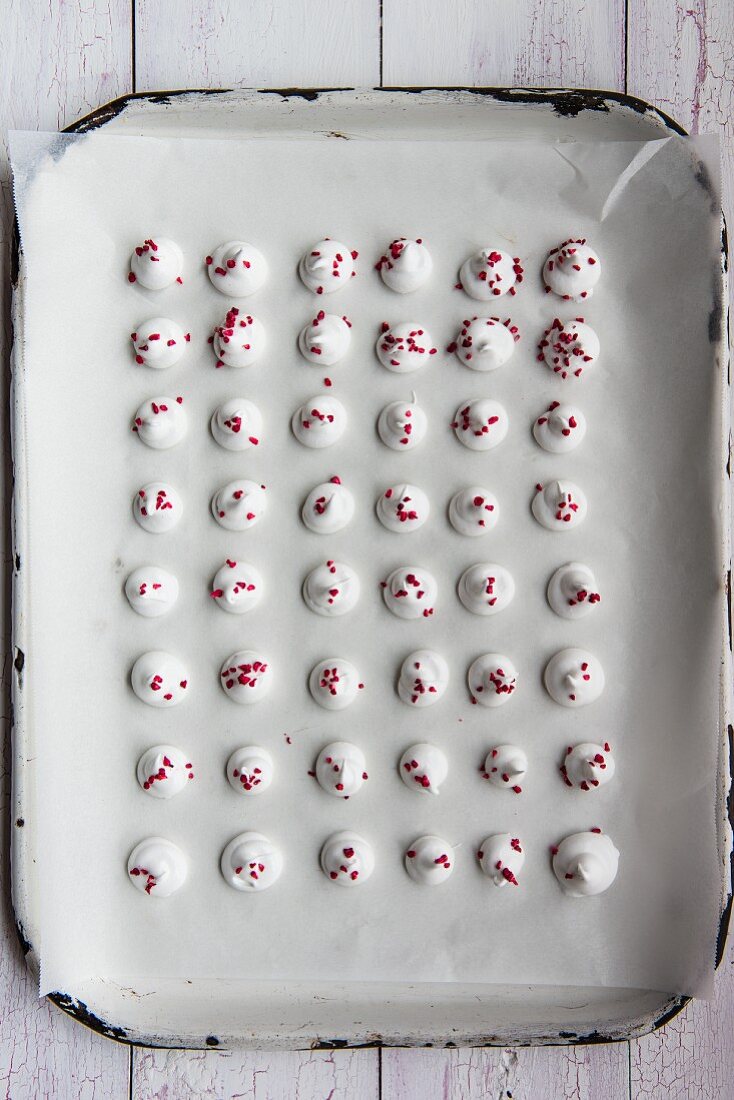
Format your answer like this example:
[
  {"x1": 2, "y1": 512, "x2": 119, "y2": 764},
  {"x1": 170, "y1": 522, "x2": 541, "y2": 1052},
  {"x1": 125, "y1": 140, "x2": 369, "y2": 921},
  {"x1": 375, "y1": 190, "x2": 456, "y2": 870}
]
[
  {"x1": 128, "y1": 238, "x2": 183, "y2": 290},
  {"x1": 136, "y1": 745, "x2": 193, "y2": 799},
  {"x1": 301, "y1": 476, "x2": 354, "y2": 534},
  {"x1": 482, "y1": 745, "x2": 527, "y2": 793},
  {"x1": 131, "y1": 651, "x2": 189, "y2": 707},
  {"x1": 210, "y1": 398, "x2": 262, "y2": 451},
  {"x1": 533, "y1": 401, "x2": 586, "y2": 453},
  {"x1": 206, "y1": 242, "x2": 267, "y2": 296},
  {"x1": 452, "y1": 399, "x2": 509, "y2": 451},
  {"x1": 210, "y1": 559, "x2": 263, "y2": 614},
  {"x1": 375, "y1": 322, "x2": 437, "y2": 372},
  {"x1": 314, "y1": 742, "x2": 368, "y2": 798},
  {"x1": 458, "y1": 563, "x2": 515, "y2": 616},
  {"x1": 221, "y1": 832, "x2": 282, "y2": 891},
  {"x1": 320, "y1": 831, "x2": 374, "y2": 886},
  {"x1": 377, "y1": 394, "x2": 427, "y2": 451},
  {"x1": 552, "y1": 830, "x2": 619, "y2": 896},
  {"x1": 397, "y1": 650, "x2": 449, "y2": 707},
  {"x1": 210, "y1": 308, "x2": 265, "y2": 368},
  {"x1": 458, "y1": 248, "x2": 523, "y2": 300},
  {"x1": 543, "y1": 239, "x2": 601, "y2": 301},
  {"x1": 132, "y1": 396, "x2": 186, "y2": 449},
  {"x1": 226, "y1": 746, "x2": 274, "y2": 795},
  {"x1": 560, "y1": 742, "x2": 615, "y2": 791},
  {"x1": 298, "y1": 311, "x2": 352, "y2": 364},
  {"x1": 538, "y1": 317, "x2": 600, "y2": 379},
  {"x1": 547, "y1": 562, "x2": 601, "y2": 619},
  {"x1": 447, "y1": 316, "x2": 519, "y2": 371},
  {"x1": 376, "y1": 483, "x2": 430, "y2": 532},
  {"x1": 448, "y1": 487, "x2": 499, "y2": 536},
  {"x1": 133, "y1": 482, "x2": 182, "y2": 534},
  {"x1": 303, "y1": 560, "x2": 360, "y2": 616},
  {"x1": 128, "y1": 837, "x2": 187, "y2": 897},
  {"x1": 532, "y1": 481, "x2": 587, "y2": 530},
  {"x1": 468, "y1": 654, "x2": 517, "y2": 707},
  {"x1": 376, "y1": 238, "x2": 432, "y2": 293},
  {"x1": 544, "y1": 648, "x2": 605, "y2": 707},
  {"x1": 399, "y1": 743, "x2": 447, "y2": 795},
  {"x1": 292, "y1": 395, "x2": 347, "y2": 448},
  {"x1": 381, "y1": 566, "x2": 437, "y2": 620},
  {"x1": 220, "y1": 650, "x2": 272, "y2": 704},
  {"x1": 309, "y1": 658, "x2": 363, "y2": 710},
  {"x1": 211, "y1": 479, "x2": 267, "y2": 531},
  {"x1": 125, "y1": 566, "x2": 179, "y2": 617},
  {"x1": 478, "y1": 834, "x2": 524, "y2": 887},
  {"x1": 405, "y1": 835, "x2": 454, "y2": 885},
  {"x1": 131, "y1": 318, "x2": 189, "y2": 368},
  {"x1": 299, "y1": 239, "x2": 358, "y2": 294}
]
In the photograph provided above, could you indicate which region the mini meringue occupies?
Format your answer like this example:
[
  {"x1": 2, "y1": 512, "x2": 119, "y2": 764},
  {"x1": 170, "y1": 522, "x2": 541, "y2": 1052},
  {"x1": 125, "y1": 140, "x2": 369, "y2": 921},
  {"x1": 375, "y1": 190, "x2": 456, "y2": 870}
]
[
  {"x1": 376, "y1": 483, "x2": 430, "y2": 533},
  {"x1": 133, "y1": 482, "x2": 182, "y2": 534},
  {"x1": 397, "y1": 649, "x2": 449, "y2": 707},
  {"x1": 478, "y1": 834, "x2": 524, "y2": 887},
  {"x1": 314, "y1": 742, "x2": 368, "y2": 798},
  {"x1": 538, "y1": 317, "x2": 600, "y2": 379},
  {"x1": 220, "y1": 650, "x2": 272, "y2": 704},
  {"x1": 131, "y1": 651, "x2": 189, "y2": 708},
  {"x1": 458, "y1": 563, "x2": 515, "y2": 616},
  {"x1": 292, "y1": 395, "x2": 347, "y2": 448},
  {"x1": 136, "y1": 745, "x2": 193, "y2": 799},
  {"x1": 131, "y1": 396, "x2": 186, "y2": 449},
  {"x1": 206, "y1": 241, "x2": 267, "y2": 296},
  {"x1": 299, "y1": 239, "x2": 357, "y2": 294},
  {"x1": 405, "y1": 835, "x2": 454, "y2": 885},
  {"x1": 210, "y1": 560, "x2": 263, "y2": 614},
  {"x1": 131, "y1": 318, "x2": 189, "y2": 368},
  {"x1": 452, "y1": 399, "x2": 509, "y2": 451},
  {"x1": 482, "y1": 745, "x2": 527, "y2": 793},
  {"x1": 128, "y1": 837, "x2": 187, "y2": 897},
  {"x1": 309, "y1": 658, "x2": 363, "y2": 710},
  {"x1": 533, "y1": 401, "x2": 586, "y2": 453},
  {"x1": 532, "y1": 481, "x2": 587, "y2": 530},
  {"x1": 226, "y1": 746, "x2": 274, "y2": 795},
  {"x1": 543, "y1": 239, "x2": 601, "y2": 301},
  {"x1": 320, "y1": 831, "x2": 374, "y2": 886},
  {"x1": 303, "y1": 560, "x2": 360, "y2": 616},
  {"x1": 298, "y1": 311, "x2": 352, "y2": 365},
  {"x1": 381, "y1": 566, "x2": 437, "y2": 620},
  {"x1": 458, "y1": 248, "x2": 523, "y2": 300},
  {"x1": 468, "y1": 654, "x2": 517, "y2": 707},
  {"x1": 552, "y1": 830, "x2": 619, "y2": 896},
  {"x1": 399, "y1": 743, "x2": 447, "y2": 795},
  {"x1": 128, "y1": 237, "x2": 183, "y2": 290},
  {"x1": 221, "y1": 832, "x2": 282, "y2": 891},
  {"x1": 547, "y1": 562, "x2": 601, "y2": 619},
  {"x1": 375, "y1": 322, "x2": 437, "y2": 372},
  {"x1": 448, "y1": 487, "x2": 499, "y2": 536},
  {"x1": 544, "y1": 648, "x2": 605, "y2": 707},
  {"x1": 211, "y1": 479, "x2": 267, "y2": 531},
  {"x1": 560, "y1": 742, "x2": 615, "y2": 791},
  {"x1": 210, "y1": 398, "x2": 262, "y2": 451},
  {"x1": 210, "y1": 308, "x2": 265, "y2": 368},
  {"x1": 376, "y1": 238, "x2": 432, "y2": 293},
  {"x1": 301, "y1": 476, "x2": 354, "y2": 534},
  {"x1": 377, "y1": 394, "x2": 427, "y2": 451},
  {"x1": 447, "y1": 316, "x2": 519, "y2": 371},
  {"x1": 124, "y1": 566, "x2": 179, "y2": 618}
]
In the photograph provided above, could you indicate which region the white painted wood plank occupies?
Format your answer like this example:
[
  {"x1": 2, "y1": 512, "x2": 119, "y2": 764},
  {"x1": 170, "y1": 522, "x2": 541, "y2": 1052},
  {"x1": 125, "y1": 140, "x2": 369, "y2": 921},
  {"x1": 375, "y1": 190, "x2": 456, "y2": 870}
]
[
  {"x1": 132, "y1": 1047, "x2": 380, "y2": 1099},
  {"x1": 382, "y1": 0, "x2": 625, "y2": 90},
  {"x1": 134, "y1": 0, "x2": 380, "y2": 91},
  {"x1": 0, "y1": 2, "x2": 132, "y2": 1097}
]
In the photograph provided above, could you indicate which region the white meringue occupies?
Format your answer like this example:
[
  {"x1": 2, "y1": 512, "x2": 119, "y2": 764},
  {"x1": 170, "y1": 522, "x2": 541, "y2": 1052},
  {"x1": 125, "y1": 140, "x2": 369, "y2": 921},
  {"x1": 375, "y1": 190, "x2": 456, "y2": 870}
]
[
  {"x1": 124, "y1": 566, "x2": 179, "y2": 618},
  {"x1": 221, "y1": 832, "x2": 282, "y2": 892},
  {"x1": 210, "y1": 308, "x2": 265, "y2": 368},
  {"x1": 375, "y1": 322, "x2": 437, "y2": 372},
  {"x1": 131, "y1": 318, "x2": 189, "y2": 368},
  {"x1": 547, "y1": 562, "x2": 601, "y2": 619},
  {"x1": 301, "y1": 476, "x2": 354, "y2": 534},
  {"x1": 136, "y1": 745, "x2": 193, "y2": 799},
  {"x1": 292, "y1": 395, "x2": 347, "y2": 448},
  {"x1": 544, "y1": 648, "x2": 605, "y2": 707},
  {"x1": 376, "y1": 238, "x2": 432, "y2": 293},
  {"x1": 128, "y1": 837, "x2": 187, "y2": 897},
  {"x1": 132, "y1": 396, "x2": 186, "y2": 449},
  {"x1": 538, "y1": 317, "x2": 600, "y2": 379},
  {"x1": 226, "y1": 746, "x2": 274, "y2": 796},
  {"x1": 299, "y1": 239, "x2": 357, "y2": 294},
  {"x1": 314, "y1": 742, "x2": 368, "y2": 798},
  {"x1": 478, "y1": 834, "x2": 524, "y2": 887},
  {"x1": 448, "y1": 487, "x2": 499, "y2": 536},
  {"x1": 543, "y1": 239, "x2": 601, "y2": 301},
  {"x1": 405, "y1": 835, "x2": 454, "y2": 885},
  {"x1": 452, "y1": 399, "x2": 509, "y2": 451},
  {"x1": 377, "y1": 394, "x2": 427, "y2": 451},
  {"x1": 482, "y1": 745, "x2": 527, "y2": 793},
  {"x1": 210, "y1": 398, "x2": 262, "y2": 451},
  {"x1": 397, "y1": 649, "x2": 449, "y2": 707},
  {"x1": 220, "y1": 650, "x2": 272, "y2": 704},
  {"x1": 533, "y1": 402, "x2": 586, "y2": 453},
  {"x1": 309, "y1": 658, "x2": 363, "y2": 710},
  {"x1": 399, "y1": 743, "x2": 447, "y2": 795},
  {"x1": 298, "y1": 311, "x2": 352, "y2": 365},
  {"x1": 303, "y1": 560, "x2": 360, "y2": 616},
  {"x1": 211, "y1": 479, "x2": 267, "y2": 531},
  {"x1": 206, "y1": 241, "x2": 267, "y2": 296},
  {"x1": 128, "y1": 237, "x2": 183, "y2": 290},
  {"x1": 381, "y1": 566, "x2": 437, "y2": 620},
  {"x1": 560, "y1": 742, "x2": 615, "y2": 791},
  {"x1": 376, "y1": 483, "x2": 430, "y2": 533},
  {"x1": 210, "y1": 559, "x2": 263, "y2": 614},
  {"x1": 552, "y1": 830, "x2": 619, "y2": 897},
  {"x1": 448, "y1": 316, "x2": 519, "y2": 371},
  {"x1": 133, "y1": 482, "x2": 182, "y2": 534},
  {"x1": 532, "y1": 481, "x2": 587, "y2": 530},
  {"x1": 458, "y1": 563, "x2": 515, "y2": 616},
  {"x1": 131, "y1": 650, "x2": 189, "y2": 708},
  {"x1": 468, "y1": 654, "x2": 517, "y2": 707},
  {"x1": 458, "y1": 248, "x2": 523, "y2": 300},
  {"x1": 320, "y1": 831, "x2": 374, "y2": 886}
]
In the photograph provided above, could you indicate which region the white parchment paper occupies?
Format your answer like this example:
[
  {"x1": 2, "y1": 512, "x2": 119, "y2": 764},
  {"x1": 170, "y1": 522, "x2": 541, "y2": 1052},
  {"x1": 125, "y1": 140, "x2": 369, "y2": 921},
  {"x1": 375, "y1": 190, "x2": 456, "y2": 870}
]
[{"x1": 10, "y1": 127, "x2": 727, "y2": 1000}]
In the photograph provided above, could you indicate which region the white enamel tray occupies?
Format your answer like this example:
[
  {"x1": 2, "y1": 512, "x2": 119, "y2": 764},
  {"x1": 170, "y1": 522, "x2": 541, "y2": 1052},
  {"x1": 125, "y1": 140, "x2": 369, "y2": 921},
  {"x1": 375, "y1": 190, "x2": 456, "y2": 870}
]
[{"x1": 10, "y1": 88, "x2": 732, "y2": 1049}]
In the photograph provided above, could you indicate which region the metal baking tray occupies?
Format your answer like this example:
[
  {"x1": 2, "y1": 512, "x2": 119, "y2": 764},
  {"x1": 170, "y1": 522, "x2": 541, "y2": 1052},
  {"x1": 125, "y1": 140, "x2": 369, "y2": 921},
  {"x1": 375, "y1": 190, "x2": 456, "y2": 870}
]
[{"x1": 10, "y1": 87, "x2": 732, "y2": 1049}]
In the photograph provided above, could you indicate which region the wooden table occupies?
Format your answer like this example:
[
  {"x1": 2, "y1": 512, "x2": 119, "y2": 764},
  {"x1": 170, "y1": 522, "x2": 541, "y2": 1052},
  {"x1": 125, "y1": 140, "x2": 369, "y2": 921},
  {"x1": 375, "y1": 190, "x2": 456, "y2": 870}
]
[{"x1": 1, "y1": 2, "x2": 731, "y2": 1096}]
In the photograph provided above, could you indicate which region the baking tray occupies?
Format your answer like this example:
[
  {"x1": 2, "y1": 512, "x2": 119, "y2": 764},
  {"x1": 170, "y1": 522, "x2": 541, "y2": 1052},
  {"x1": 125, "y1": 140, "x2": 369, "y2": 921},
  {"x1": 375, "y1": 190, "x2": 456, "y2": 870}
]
[{"x1": 9, "y1": 88, "x2": 732, "y2": 1048}]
